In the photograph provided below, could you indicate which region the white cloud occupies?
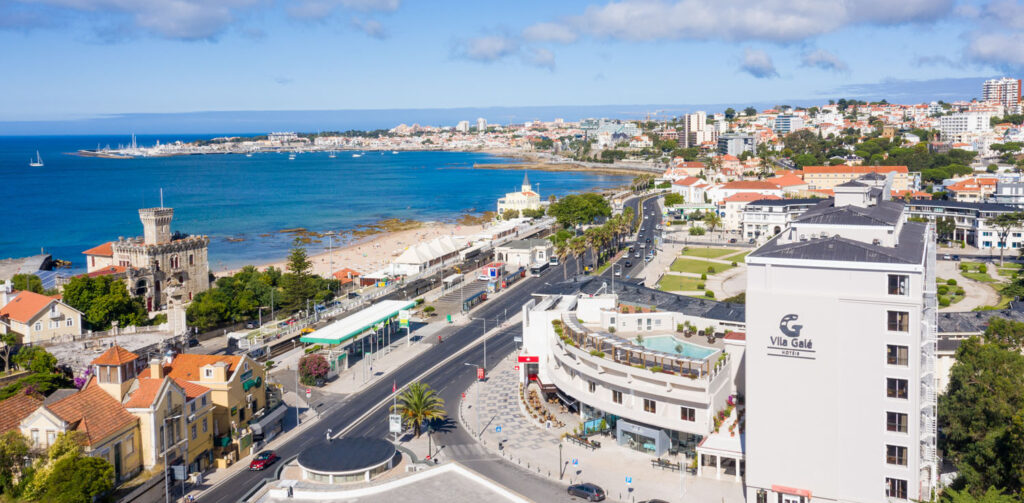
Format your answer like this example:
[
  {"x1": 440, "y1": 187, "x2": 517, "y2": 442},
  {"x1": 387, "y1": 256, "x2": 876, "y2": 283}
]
[
  {"x1": 351, "y1": 17, "x2": 386, "y2": 38},
  {"x1": 455, "y1": 35, "x2": 519, "y2": 62},
  {"x1": 739, "y1": 48, "x2": 778, "y2": 78},
  {"x1": 567, "y1": 0, "x2": 952, "y2": 43},
  {"x1": 524, "y1": 47, "x2": 556, "y2": 70},
  {"x1": 522, "y1": 22, "x2": 577, "y2": 43},
  {"x1": 287, "y1": 0, "x2": 399, "y2": 19},
  {"x1": 967, "y1": 32, "x2": 1024, "y2": 67},
  {"x1": 801, "y1": 49, "x2": 848, "y2": 73}
]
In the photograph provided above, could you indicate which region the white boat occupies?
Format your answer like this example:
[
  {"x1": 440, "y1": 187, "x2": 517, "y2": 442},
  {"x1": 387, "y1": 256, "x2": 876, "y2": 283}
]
[
  {"x1": 328, "y1": 151, "x2": 336, "y2": 159},
  {"x1": 29, "y1": 151, "x2": 43, "y2": 167},
  {"x1": 352, "y1": 153, "x2": 363, "y2": 158},
  {"x1": 288, "y1": 153, "x2": 296, "y2": 160},
  {"x1": 391, "y1": 151, "x2": 399, "y2": 154},
  {"x1": 245, "y1": 151, "x2": 253, "y2": 157}
]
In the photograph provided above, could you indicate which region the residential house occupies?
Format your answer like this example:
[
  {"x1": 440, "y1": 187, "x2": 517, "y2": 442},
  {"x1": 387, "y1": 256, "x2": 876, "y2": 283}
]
[
  {"x1": 496, "y1": 172, "x2": 542, "y2": 217},
  {"x1": 802, "y1": 165, "x2": 911, "y2": 191},
  {"x1": 0, "y1": 281, "x2": 82, "y2": 344},
  {"x1": 671, "y1": 177, "x2": 710, "y2": 204},
  {"x1": 663, "y1": 161, "x2": 706, "y2": 180},
  {"x1": 944, "y1": 177, "x2": 997, "y2": 203},
  {"x1": 741, "y1": 198, "x2": 823, "y2": 243},
  {"x1": 707, "y1": 180, "x2": 783, "y2": 204},
  {"x1": 494, "y1": 239, "x2": 553, "y2": 268},
  {"x1": 718, "y1": 193, "x2": 780, "y2": 232}
]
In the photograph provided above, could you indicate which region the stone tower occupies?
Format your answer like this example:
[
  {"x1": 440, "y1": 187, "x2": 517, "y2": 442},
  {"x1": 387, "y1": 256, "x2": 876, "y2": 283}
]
[{"x1": 139, "y1": 207, "x2": 174, "y2": 245}]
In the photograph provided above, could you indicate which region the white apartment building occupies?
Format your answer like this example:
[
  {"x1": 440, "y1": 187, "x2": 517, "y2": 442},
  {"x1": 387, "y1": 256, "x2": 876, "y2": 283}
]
[
  {"x1": 741, "y1": 198, "x2": 822, "y2": 243},
  {"x1": 745, "y1": 185, "x2": 937, "y2": 502},
  {"x1": 519, "y1": 280, "x2": 746, "y2": 462},
  {"x1": 476, "y1": 117, "x2": 487, "y2": 131},
  {"x1": 456, "y1": 120, "x2": 470, "y2": 133},
  {"x1": 938, "y1": 111, "x2": 995, "y2": 140},
  {"x1": 983, "y1": 77, "x2": 1021, "y2": 109},
  {"x1": 773, "y1": 114, "x2": 805, "y2": 134}
]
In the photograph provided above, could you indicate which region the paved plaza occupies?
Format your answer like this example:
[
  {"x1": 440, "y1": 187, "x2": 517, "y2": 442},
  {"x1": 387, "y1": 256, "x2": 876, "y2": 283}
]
[{"x1": 459, "y1": 355, "x2": 747, "y2": 503}]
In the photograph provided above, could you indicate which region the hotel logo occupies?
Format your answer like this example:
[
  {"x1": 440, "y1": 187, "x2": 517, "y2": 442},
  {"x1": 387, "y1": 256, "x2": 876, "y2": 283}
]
[{"x1": 769, "y1": 314, "x2": 815, "y2": 360}]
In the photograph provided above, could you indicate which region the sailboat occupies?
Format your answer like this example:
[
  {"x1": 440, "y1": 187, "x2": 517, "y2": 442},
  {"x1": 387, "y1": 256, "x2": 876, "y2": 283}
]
[
  {"x1": 328, "y1": 151, "x2": 336, "y2": 159},
  {"x1": 288, "y1": 152, "x2": 296, "y2": 160},
  {"x1": 29, "y1": 151, "x2": 43, "y2": 167},
  {"x1": 352, "y1": 152, "x2": 363, "y2": 158},
  {"x1": 245, "y1": 150, "x2": 253, "y2": 157},
  {"x1": 391, "y1": 150, "x2": 399, "y2": 154}
]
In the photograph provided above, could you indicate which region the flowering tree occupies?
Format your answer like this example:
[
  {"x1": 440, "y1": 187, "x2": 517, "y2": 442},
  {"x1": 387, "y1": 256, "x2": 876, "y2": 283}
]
[{"x1": 298, "y1": 354, "x2": 329, "y2": 386}]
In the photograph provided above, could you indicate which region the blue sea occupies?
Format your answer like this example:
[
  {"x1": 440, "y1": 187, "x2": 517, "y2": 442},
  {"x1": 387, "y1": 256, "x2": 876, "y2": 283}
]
[{"x1": 1, "y1": 135, "x2": 631, "y2": 274}]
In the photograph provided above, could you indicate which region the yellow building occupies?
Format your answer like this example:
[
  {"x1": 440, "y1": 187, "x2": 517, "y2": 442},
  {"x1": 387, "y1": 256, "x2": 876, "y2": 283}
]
[
  {"x1": 801, "y1": 165, "x2": 911, "y2": 192},
  {"x1": 496, "y1": 172, "x2": 542, "y2": 217},
  {"x1": 0, "y1": 282, "x2": 83, "y2": 345},
  {"x1": 139, "y1": 353, "x2": 271, "y2": 467}
]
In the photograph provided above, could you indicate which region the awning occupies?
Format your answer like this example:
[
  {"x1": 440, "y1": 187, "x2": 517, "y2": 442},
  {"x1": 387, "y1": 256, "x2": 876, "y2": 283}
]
[
  {"x1": 215, "y1": 436, "x2": 232, "y2": 447},
  {"x1": 250, "y1": 405, "x2": 287, "y2": 435},
  {"x1": 300, "y1": 299, "x2": 416, "y2": 345}
]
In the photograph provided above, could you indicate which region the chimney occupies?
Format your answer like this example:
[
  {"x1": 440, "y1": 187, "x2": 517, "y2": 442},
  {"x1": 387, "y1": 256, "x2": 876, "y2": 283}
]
[
  {"x1": 0, "y1": 281, "x2": 12, "y2": 309},
  {"x1": 149, "y1": 358, "x2": 164, "y2": 379}
]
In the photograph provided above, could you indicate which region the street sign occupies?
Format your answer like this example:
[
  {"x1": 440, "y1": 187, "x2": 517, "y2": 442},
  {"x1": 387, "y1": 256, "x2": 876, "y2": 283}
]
[
  {"x1": 477, "y1": 368, "x2": 485, "y2": 380},
  {"x1": 496, "y1": 426, "x2": 502, "y2": 433},
  {"x1": 305, "y1": 388, "x2": 311, "y2": 399},
  {"x1": 399, "y1": 309, "x2": 410, "y2": 328},
  {"x1": 513, "y1": 336, "x2": 522, "y2": 343},
  {"x1": 514, "y1": 365, "x2": 520, "y2": 371},
  {"x1": 573, "y1": 458, "x2": 578, "y2": 466},
  {"x1": 388, "y1": 414, "x2": 402, "y2": 434},
  {"x1": 517, "y1": 355, "x2": 539, "y2": 363},
  {"x1": 625, "y1": 476, "x2": 632, "y2": 485}
]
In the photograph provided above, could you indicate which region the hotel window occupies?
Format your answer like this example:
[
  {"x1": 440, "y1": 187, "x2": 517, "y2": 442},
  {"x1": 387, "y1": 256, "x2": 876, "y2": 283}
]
[
  {"x1": 888, "y1": 274, "x2": 909, "y2": 295},
  {"x1": 204, "y1": 368, "x2": 213, "y2": 378},
  {"x1": 680, "y1": 407, "x2": 695, "y2": 422},
  {"x1": 887, "y1": 345, "x2": 909, "y2": 366},
  {"x1": 190, "y1": 402, "x2": 196, "y2": 414},
  {"x1": 612, "y1": 390, "x2": 623, "y2": 404},
  {"x1": 202, "y1": 418, "x2": 208, "y2": 433},
  {"x1": 886, "y1": 478, "x2": 908, "y2": 499},
  {"x1": 201, "y1": 395, "x2": 207, "y2": 407},
  {"x1": 191, "y1": 424, "x2": 197, "y2": 440},
  {"x1": 887, "y1": 378, "x2": 909, "y2": 399},
  {"x1": 886, "y1": 445, "x2": 908, "y2": 466},
  {"x1": 887, "y1": 412, "x2": 908, "y2": 433},
  {"x1": 125, "y1": 434, "x2": 134, "y2": 454},
  {"x1": 887, "y1": 311, "x2": 909, "y2": 332},
  {"x1": 643, "y1": 399, "x2": 656, "y2": 413},
  {"x1": 588, "y1": 381, "x2": 596, "y2": 393}
]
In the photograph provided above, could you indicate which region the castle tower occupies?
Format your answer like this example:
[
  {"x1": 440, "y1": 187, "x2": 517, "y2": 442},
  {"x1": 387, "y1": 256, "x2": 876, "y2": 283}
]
[{"x1": 139, "y1": 207, "x2": 174, "y2": 245}]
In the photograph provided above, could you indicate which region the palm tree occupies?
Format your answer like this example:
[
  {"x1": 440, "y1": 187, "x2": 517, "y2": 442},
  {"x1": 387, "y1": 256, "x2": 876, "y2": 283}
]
[
  {"x1": 391, "y1": 382, "x2": 446, "y2": 438},
  {"x1": 556, "y1": 242, "x2": 571, "y2": 280},
  {"x1": 705, "y1": 211, "x2": 722, "y2": 236},
  {"x1": 569, "y1": 237, "x2": 587, "y2": 275}
]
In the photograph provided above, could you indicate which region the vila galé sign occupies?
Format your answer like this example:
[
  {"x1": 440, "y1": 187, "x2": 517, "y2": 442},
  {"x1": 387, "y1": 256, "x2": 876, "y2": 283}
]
[
  {"x1": 767, "y1": 314, "x2": 815, "y2": 360},
  {"x1": 517, "y1": 356, "x2": 539, "y2": 363}
]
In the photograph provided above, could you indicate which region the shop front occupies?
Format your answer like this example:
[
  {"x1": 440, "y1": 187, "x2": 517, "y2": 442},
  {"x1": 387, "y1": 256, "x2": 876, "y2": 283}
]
[{"x1": 616, "y1": 419, "x2": 671, "y2": 456}]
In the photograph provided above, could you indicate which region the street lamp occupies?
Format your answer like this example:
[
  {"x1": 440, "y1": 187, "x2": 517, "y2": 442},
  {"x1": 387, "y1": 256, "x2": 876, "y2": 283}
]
[
  {"x1": 162, "y1": 414, "x2": 183, "y2": 503},
  {"x1": 463, "y1": 362, "x2": 481, "y2": 437}
]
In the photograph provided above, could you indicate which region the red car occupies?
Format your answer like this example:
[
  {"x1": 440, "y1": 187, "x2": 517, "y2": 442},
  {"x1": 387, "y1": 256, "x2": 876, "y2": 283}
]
[{"x1": 249, "y1": 450, "x2": 278, "y2": 471}]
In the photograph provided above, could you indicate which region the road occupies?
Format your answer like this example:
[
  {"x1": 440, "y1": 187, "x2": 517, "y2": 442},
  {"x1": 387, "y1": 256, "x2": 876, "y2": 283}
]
[
  {"x1": 199, "y1": 263, "x2": 574, "y2": 503},
  {"x1": 599, "y1": 194, "x2": 661, "y2": 281}
]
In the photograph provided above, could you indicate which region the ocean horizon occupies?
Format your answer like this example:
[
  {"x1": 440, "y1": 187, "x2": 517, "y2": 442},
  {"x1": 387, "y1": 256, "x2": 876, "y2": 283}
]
[{"x1": 2, "y1": 135, "x2": 631, "y2": 275}]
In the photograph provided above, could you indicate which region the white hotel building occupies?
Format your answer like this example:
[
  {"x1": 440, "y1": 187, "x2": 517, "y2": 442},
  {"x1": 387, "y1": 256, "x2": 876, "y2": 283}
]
[{"x1": 745, "y1": 179, "x2": 938, "y2": 502}]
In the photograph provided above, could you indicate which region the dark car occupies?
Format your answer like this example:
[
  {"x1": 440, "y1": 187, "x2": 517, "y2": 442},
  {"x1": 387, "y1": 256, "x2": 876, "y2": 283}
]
[
  {"x1": 729, "y1": 238, "x2": 737, "y2": 243},
  {"x1": 187, "y1": 338, "x2": 199, "y2": 348},
  {"x1": 952, "y1": 254, "x2": 961, "y2": 261},
  {"x1": 645, "y1": 238, "x2": 651, "y2": 243},
  {"x1": 567, "y1": 483, "x2": 606, "y2": 501},
  {"x1": 249, "y1": 450, "x2": 278, "y2": 471},
  {"x1": 624, "y1": 260, "x2": 632, "y2": 268},
  {"x1": 748, "y1": 238, "x2": 756, "y2": 244}
]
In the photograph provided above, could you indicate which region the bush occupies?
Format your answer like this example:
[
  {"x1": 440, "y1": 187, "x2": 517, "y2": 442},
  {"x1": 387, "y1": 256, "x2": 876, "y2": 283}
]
[
  {"x1": 956, "y1": 287, "x2": 965, "y2": 295},
  {"x1": 298, "y1": 354, "x2": 329, "y2": 385},
  {"x1": 938, "y1": 296, "x2": 951, "y2": 307},
  {"x1": 608, "y1": 326, "x2": 616, "y2": 333},
  {"x1": 697, "y1": 283, "x2": 705, "y2": 290},
  {"x1": 937, "y1": 285, "x2": 949, "y2": 295},
  {"x1": 947, "y1": 279, "x2": 957, "y2": 286},
  {"x1": 700, "y1": 273, "x2": 707, "y2": 280},
  {"x1": 960, "y1": 263, "x2": 969, "y2": 272},
  {"x1": 689, "y1": 227, "x2": 706, "y2": 236},
  {"x1": 589, "y1": 350, "x2": 606, "y2": 358},
  {"x1": 707, "y1": 266, "x2": 716, "y2": 273},
  {"x1": 731, "y1": 261, "x2": 738, "y2": 266},
  {"x1": 979, "y1": 264, "x2": 988, "y2": 274},
  {"x1": 303, "y1": 344, "x2": 322, "y2": 354},
  {"x1": 704, "y1": 291, "x2": 715, "y2": 298},
  {"x1": 415, "y1": 298, "x2": 425, "y2": 305}
]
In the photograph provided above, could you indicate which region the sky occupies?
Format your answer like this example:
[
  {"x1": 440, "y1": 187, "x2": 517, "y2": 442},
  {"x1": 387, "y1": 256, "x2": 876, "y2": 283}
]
[{"x1": 1, "y1": 0, "x2": 1023, "y2": 130}]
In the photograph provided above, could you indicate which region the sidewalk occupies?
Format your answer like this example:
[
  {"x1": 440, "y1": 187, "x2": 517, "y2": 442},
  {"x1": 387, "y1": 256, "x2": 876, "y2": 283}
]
[{"x1": 457, "y1": 355, "x2": 746, "y2": 503}]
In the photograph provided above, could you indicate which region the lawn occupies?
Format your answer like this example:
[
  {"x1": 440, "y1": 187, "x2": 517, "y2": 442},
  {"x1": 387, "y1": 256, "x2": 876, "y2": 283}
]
[
  {"x1": 681, "y1": 247, "x2": 739, "y2": 259},
  {"x1": 728, "y1": 251, "x2": 751, "y2": 263},
  {"x1": 658, "y1": 275, "x2": 705, "y2": 292},
  {"x1": 962, "y1": 271, "x2": 997, "y2": 283},
  {"x1": 670, "y1": 258, "x2": 736, "y2": 275},
  {"x1": 960, "y1": 262, "x2": 999, "y2": 283}
]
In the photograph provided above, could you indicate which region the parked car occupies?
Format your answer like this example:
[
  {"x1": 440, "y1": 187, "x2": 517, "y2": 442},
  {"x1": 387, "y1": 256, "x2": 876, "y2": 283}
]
[
  {"x1": 187, "y1": 337, "x2": 199, "y2": 348},
  {"x1": 729, "y1": 238, "x2": 737, "y2": 243},
  {"x1": 245, "y1": 321, "x2": 258, "y2": 329},
  {"x1": 624, "y1": 260, "x2": 632, "y2": 268},
  {"x1": 952, "y1": 254, "x2": 961, "y2": 261},
  {"x1": 942, "y1": 254, "x2": 952, "y2": 260},
  {"x1": 249, "y1": 450, "x2": 278, "y2": 471},
  {"x1": 633, "y1": 252, "x2": 641, "y2": 258},
  {"x1": 568, "y1": 483, "x2": 606, "y2": 501},
  {"x1": 748, "y1": 238, "x2": 756, "y2": 244}
]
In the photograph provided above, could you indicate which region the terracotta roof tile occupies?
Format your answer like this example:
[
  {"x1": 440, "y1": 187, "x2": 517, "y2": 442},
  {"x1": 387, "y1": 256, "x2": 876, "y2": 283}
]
[
  {"x1": 723, "y1": 331, "x2": 746, "y2": 340},
  {"x1": 82, "y1": 242, "x2": 114, "y2": 257},
  {"x1": 721, "y1": 180, "x2": 782, "y2": 190},
  {"x1": 91, "y1": 346, "x2": 139, "y2": 366},
  {"x1": 0, "y1": 291, "x2": 58, "y2": 324},
  {"x1": 123, "y1": 378, "x2": 165, "y2": 409},
  {"x1": 173, "y1": 378, "x2": 210, "y2": 400},
  {"x1": 87, "y1": 265, "x2": 127, "y2": 278},
  {"x1": 138, "y1": 354, "x2": 241, "y2": 381},
  {"x1": 0, "y1": 391, "x2": 44, "y2": 434},
  {"x1": 47, "y1": 378, "x2": 137, "y2": 447},
  {"x1": 802, "y1": 165, "x2": 908, "y2": 174}
]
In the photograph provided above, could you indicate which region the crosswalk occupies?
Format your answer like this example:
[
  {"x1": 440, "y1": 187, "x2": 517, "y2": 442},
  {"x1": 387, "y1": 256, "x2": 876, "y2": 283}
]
[{"x1": 441, "y1": 442, "x2": 496, "y2": 461}]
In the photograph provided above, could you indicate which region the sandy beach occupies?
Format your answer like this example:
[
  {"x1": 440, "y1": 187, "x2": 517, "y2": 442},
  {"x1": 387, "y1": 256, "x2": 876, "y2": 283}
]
[{"x1": 219, "y1": 221, "x2": 488, "y2": 279}]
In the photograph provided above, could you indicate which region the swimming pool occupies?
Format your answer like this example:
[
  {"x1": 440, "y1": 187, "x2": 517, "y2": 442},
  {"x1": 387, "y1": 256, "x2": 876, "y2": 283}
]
[{"x1": 638, "y1": 335, "x2": 718, "y2": 360}]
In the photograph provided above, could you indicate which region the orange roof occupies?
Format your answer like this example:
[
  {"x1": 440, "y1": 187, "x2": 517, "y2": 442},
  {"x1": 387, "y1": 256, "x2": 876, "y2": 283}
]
[
  {"x1": 173, "y1": 378, "x2": 210, "y2": 400},
  {"x1": 768, "y1": 174, "x2": 808, "y2": 187},
  {"x1": 672, "y1": 176, "x2": 703, "y2": 186},
  {"x1": 47, "y1": 379, "x2": 138, "y2": 447},
  {"x1": 91, "y1": 346, "x2": 139, "y2": 366},
  {"x1": 723, "y1": 331, "x2": 746, "y2": 341},
  {"x1": 82, "y1": 242, "x2": 114, "y2": 257},
  {"x1": 802, "y1": 165, "x2": 908, "y2": 174},
  {"x1": 810, "y1": 189, "x2": 835, "y2": 196},
  {"x1": 674, "y1": 161, "x2": 705, "y2": 169},
  {"x1": 0, "y1": 290, "x2": 60, "y2": 324},
  {"x1": 123, "y1": 378, "x2": 165, "y2": 409},
  {"x1": 721, "y1": 154, "x2": 739, "y2": 161},
  {"x1": 723, "y1": 193, "x2": 781, "y2": 203},
  {"x1": 946, "y1": 178, "x2": 997, "y2": 193},
  {"x1": 138, "y1": 353, "x2": 242, "y2": 381},
  {"x1": 87, "y1": 265, "x2": 127, "y2": 278},
  {"x1": 333, "y1": 268, "x2": 361, "y2": 284},
  {"x1": 721, "y1": 180, "x2": 781, "y2": 190},
  {"x1": 0, "y1": 390, "x2": 44, "y2": 434}
]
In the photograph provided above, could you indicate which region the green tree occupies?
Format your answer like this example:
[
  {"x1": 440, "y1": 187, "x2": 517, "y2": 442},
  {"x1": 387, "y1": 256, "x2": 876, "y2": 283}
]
[
  {"x1": 9, "y1": 274, "x2": 44, "y2": 294},
  {"x1": 704, "y1": 211, "x2": 722, "y2": 234},
  {"x1": 391, "y1": 382, "x2": 446, "y2": 437},
  {"x1": 985, "y1": 213, "x2": 1024, "y2": 266},
  {"x1": 37, "y1": 454, "x2": 114, "y2": 503},
  {"x1": 0, "y1": 332, "x2": 18, "y2": 372},
  {"x1": 61, "y1": 276, "x2": 148, "y2": 330},
  {"x1": 13, "y1": 346, "x2": 57, "y2": 374},
  {"x1": 940, "y1": 486, "x2": 1019, "y2": 503},
  {"x1": 743, "y1": 107, "x2": 757, "y2": 116},
  {"x1": 936, "y1": 216, "x2": 957, "y2": 243},
  {"x1": 940, "y1": 329, "x2": 1024, "y2": 497},
  {"x1": 723, "y1": 107, "x2": 735, "y2": 119},
  {"x1": 281, "y1": 239, "x2": 316, "y2": 312},
  {"x1": 663, "y1": 193, "x2": 684, "y2": 206},
  {"x1": 547, "y1": 193, "x2": 611, "y2": 228},
  {"x1": 0, "y1": 430, "x2": 30, "y2": 496}
]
